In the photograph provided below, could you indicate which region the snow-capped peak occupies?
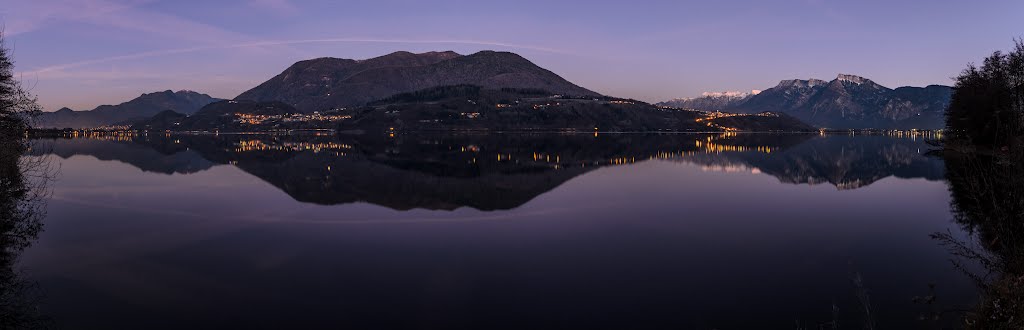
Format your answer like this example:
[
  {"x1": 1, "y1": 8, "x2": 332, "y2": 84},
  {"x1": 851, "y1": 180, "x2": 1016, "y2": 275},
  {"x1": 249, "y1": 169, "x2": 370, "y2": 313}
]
[
  {"x1": 777, "y1": 79, "x2": 828, "y2": 88},
  {"x1": 698, "y1": 90, "x2": 760, "y2": 98},
  {"x1": 836, "y1": 74, "x2": 870, "y2": 85}
]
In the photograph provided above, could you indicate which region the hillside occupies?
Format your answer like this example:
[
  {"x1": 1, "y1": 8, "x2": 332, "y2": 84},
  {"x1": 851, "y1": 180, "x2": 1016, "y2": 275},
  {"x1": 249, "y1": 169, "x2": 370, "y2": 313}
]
[
  {"x1": 338, "y1": 85, "x2": 815, "y2": 133},
  {"x1": 132, "y1": 85, "x2": 815, "y2": 133},
  {"x1": 133, "y1": 100, "x2": 300, "y2": 132}
]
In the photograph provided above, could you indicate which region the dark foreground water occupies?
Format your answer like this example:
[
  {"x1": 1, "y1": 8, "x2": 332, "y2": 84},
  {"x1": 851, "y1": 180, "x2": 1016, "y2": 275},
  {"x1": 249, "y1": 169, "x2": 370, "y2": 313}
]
[{"x1": 14, "y1": 132, "x2": 979, "y2": 329}]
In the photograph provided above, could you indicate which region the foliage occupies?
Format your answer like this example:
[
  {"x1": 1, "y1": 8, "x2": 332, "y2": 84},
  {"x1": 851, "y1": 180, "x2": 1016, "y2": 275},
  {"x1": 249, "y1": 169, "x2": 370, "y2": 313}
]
[
  {"x1": 369, "y1": 85, "x2": 484, "y2": 105},
  {"x1": 499, "y1": 87, "x2": 550, "y2": 96},
  {"x1": 369, "y1": 85, "x2": 560, "y2": 106}
]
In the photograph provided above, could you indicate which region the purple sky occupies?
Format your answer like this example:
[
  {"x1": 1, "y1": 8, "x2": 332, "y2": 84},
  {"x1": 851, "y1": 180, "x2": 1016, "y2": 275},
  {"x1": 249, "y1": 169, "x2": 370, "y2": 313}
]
[{"x1": 4, "y1": 0, "x2": 1023, "y2": 111}]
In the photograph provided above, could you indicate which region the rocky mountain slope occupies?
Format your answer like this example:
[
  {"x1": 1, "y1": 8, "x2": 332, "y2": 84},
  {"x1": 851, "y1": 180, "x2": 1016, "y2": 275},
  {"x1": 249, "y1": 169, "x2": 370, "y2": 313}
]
[{"x1": 662, "y1": 75, "x2": 951, "y2": 129}]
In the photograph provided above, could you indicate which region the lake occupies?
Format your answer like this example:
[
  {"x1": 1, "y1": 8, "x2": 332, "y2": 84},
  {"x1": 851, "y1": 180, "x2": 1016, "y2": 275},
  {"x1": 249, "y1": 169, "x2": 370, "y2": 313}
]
[{"x1": 13, "y1": 132, "x2": 979, "y2": 329}]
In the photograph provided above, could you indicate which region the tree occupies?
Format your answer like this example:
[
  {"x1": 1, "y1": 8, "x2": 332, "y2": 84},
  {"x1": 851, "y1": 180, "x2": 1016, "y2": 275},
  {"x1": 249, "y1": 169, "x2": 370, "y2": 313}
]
[{"x1": 945, "y1": 40, "x2": 1024, "y2": 147}]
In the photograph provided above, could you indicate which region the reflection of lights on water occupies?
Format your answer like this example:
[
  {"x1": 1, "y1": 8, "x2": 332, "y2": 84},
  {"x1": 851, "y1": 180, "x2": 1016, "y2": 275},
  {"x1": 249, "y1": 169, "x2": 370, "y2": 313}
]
[
  {"x1": 234, "y1": 140, "x2": 352, "y2": 153},
  {"x1": 54, "y1": 130, "x2": 948, "y2": 176}
]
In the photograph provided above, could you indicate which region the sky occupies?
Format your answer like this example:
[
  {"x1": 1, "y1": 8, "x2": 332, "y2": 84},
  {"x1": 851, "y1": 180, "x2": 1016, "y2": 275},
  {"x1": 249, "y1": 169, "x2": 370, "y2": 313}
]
[{"x1": 3, "y1": 0, "x2": 1024, "y2": 112}]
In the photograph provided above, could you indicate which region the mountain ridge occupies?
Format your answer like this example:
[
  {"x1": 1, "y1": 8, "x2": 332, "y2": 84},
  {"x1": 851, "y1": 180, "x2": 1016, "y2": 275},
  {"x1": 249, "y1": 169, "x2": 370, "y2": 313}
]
[
  {"x1": 659, "y1": 74, "x2": 951, "y2": 129},
  {"x1": 657, "y1": 90, "x2": 760, "y2": 111},
  {"x1": 36, "y1": 90, "x2": 221, "y2": 129}
]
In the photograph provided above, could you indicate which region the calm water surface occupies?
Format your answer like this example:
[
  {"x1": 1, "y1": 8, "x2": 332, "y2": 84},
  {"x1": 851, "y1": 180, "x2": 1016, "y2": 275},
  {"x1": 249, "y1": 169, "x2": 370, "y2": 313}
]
[{"x1": 17, "y1": 133, "x2": 977, "y2": 329}]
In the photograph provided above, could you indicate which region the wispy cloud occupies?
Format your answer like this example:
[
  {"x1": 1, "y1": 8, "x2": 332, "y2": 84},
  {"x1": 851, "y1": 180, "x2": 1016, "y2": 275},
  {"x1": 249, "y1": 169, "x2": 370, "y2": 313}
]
[
  {"x1": 78, "y1": 1, "x2": 255, "y2": 44},
  {"x1": 21, "y1": 38, "x2": 572, "y2": 77},
  {"x1": 4, "y1": 0, "x2": 261, "y2": 45},
  {"x1": 2, "y1": 0, "x2": 142, "y2": 36},
  {"x1": 23, "y1": 46, "x2": 218, "y2": 75}
]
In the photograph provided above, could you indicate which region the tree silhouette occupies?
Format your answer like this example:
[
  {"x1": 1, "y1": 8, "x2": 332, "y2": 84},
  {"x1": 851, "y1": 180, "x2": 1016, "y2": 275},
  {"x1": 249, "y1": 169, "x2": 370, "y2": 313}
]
[
  {"x1": 937, "y1": 39, "x2": 1024, "y2": 328},
  {"x1": 0, "y1": 30, "x2": 52, "y2": 329},
  {"x1": 0, "y1": 31, "x2": 40, "y2": 145},
  {"x1": 945, "y1": 40, "x2": 1024, "y2": 147}
]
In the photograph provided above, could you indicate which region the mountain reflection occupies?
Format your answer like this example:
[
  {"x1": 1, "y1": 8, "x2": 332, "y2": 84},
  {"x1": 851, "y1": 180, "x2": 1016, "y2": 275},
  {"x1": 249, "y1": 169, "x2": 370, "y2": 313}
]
[
  {"x1": 31, "y1": 132, "x2": 943, "y2": 210},
  {"x1": 678, "y1": 134, "x2": 945, "y2": 190}
]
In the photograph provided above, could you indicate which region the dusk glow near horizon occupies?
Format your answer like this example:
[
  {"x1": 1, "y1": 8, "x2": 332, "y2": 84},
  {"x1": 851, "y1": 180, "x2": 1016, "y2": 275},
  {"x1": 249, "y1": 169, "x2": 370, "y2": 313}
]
[{"x1": 4, "y1": 0, "x2": 1023, "y2": 111}]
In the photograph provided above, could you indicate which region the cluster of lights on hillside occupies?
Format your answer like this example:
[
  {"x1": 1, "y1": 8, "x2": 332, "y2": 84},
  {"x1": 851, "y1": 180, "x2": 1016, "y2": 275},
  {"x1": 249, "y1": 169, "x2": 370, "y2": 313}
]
[
  {"x1": 531, "y1": 102, "x2": 562, "y2": 110},
  {"x1": 693, "y1": 111, "x2": 780, "y2": 131},
  {"x1": 235, "y1": 112, "x2": 352, "y2": 125}
]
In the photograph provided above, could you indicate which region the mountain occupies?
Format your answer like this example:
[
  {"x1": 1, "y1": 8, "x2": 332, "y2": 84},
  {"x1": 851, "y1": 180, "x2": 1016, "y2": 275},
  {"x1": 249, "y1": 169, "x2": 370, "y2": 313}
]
[
  {"x1": 235, "y1": 50, "x2": 599, "y2": 112},
  {"x1": 88, "y1": 50, "x2": 816, "y2": 133},
  {"x1": 35, "y1": 90, "x2": 221, "y2": 129},
  {"x1": 660, "y1": 75, "x2": 951, "y2": 129},
  {"x1": 656, "y1": 90, "x2": 760, "y2": 110},
  {"x1": 889, "y1": 85, "x2": 955, "y2": 128}
]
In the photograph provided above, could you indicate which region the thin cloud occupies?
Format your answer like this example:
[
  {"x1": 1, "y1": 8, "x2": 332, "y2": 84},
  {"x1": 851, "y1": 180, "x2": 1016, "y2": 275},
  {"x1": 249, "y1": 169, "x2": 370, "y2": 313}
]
[
  {"x1": 2, "y1": 0, "x2": 148, "y2": 36},
  {"x1": 248, "y1": 0, "x2": 300, "y2": 15},
  {"x1": 6, "y1": 0, "x2": 263, "y2": 45},
  {"x1": 21, "y1": 38, "x2": 572, "y2": 76},
  {"x1": 24, "y1": 46, "x2": 217, "y2": 75}
]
